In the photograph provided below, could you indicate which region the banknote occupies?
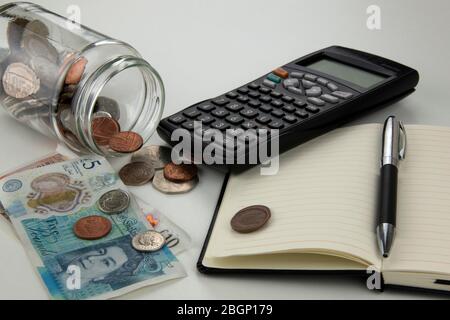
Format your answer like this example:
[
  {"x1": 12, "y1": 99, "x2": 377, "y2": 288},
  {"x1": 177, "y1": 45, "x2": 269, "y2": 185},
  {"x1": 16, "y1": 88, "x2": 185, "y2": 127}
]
[{"x1": 0, "y1": 156, "x2": 186, "y2": 300}]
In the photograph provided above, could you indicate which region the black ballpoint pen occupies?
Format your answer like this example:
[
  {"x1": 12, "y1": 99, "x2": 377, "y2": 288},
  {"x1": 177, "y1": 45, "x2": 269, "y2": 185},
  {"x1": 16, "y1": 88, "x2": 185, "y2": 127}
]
[{"x1": 377, "y1": 116, "x2": 407, "y2": 258}]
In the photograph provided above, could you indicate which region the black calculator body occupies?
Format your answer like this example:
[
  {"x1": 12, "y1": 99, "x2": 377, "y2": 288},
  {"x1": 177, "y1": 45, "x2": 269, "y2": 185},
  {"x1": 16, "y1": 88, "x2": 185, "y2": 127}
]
[{"x1": 157, "y1": 46, "x2": 419, "y2": 172}]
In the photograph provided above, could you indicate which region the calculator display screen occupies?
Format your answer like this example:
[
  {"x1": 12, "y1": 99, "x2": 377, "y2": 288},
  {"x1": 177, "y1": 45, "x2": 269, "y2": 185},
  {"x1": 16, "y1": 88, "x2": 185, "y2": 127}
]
[{"x1": 305, "y1": 58, "x2": 387, "y2": 88}]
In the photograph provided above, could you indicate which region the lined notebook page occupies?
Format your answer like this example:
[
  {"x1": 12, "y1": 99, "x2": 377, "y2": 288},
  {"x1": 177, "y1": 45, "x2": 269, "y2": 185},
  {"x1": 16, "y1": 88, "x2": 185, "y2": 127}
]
[
  {"x1": 383, "y1": 125, "x2": 450, "y2": 275},
  {"x1": 206, "y1": 124, "x2": 382, "y2": 267}
]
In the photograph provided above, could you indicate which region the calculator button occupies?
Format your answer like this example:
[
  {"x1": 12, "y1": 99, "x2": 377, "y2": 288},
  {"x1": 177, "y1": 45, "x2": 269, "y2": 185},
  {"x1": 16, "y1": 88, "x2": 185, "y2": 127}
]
[
  {"x1": 294, "y1": 100, "x2": 307, "y2": 108},
  {"x1": 304, "y1": 74, "x2": 318, "y2": 81},
  {"x1": 270, "y1": 91, "x2": 283, "y2": 99},
  {"x1": 248, "y1": 100, "x2": 261, "y2": 108},
  {"x1": 273, "y1": 68, "x2": 289, "y2": 79},
  {"x1": 291, "y1": 72, "x2": 304, "y2": 79},
  {"x1": 211, "y1": 121, "x2": 230, "y2": 130},
  {"x1": 305, "y1": 105, "x2": 320, "y2": 113},
  {"x1": 305, "y1": 86, "x2": 322, "y2": 97},
  {"x1": 259, "y1": 96, "x2": 272, "y2": 104},
  {"x1": 307, "y1": 97, "x2": 325, "y2": 106},
  {"x1": 212, "y1": 109, "x2": 230, "y2": 118},
  {"x1": 271, "y1": 100, "x2": 284, "y2": 108},
  {"x1": 259, "y1": 105, "x2": 273, "y2": 113},
  {"x1": 197, "y1": 104, "x2": 216, "y2": 112},
  {"x1": 226, "y1": 103, "x2": 244, "y2": 112},
  {"x1": 182, "y1": 121, "x2": 196, "y2": 130},
  {"x1": 295, "y1": 110, "x2": 309, "y2": 119},
  {"x1": 259, "y1": 87, "x2": 271, "y2": 94},
  {"x1": 320, "y1": 94, "x2": 339, "y2": 104},
  {"x1": 268, "y1": 121, "x2": 284, "y2": 129},
  {"x1": 301, "y1": 80, "x2": 315, "y2": 89},
  {"x1": 331, "y1": 91, "x2": 354, "y2": 100},
  {"x1": 287, "y1": 87, "x2": 303, "y2": 96},
  {"x1": 168, "y1": 115, "x2": 186, "y2": 125},
  {"x1": 256, "y1": 115, "x2": 271, "y2": 124},
  {"x1": 237, "y1": 87, "x2": 250, "y2": 95},
  {"x1": 248, "y1": 83, "x2": 260, "y2": 90},
  {"x1": 283, "y1": 115, "x2": 297, "y2": 123},
  {"x1": 226, "y1": 92, "x2": 238, "y2": 99},
  {"x1": 212, "y1": 98, "x2": 230, "y2": 106},
  {"x1": 240, "y1": 109, "x2": 259, "y2": 119},
  {"x1": 283, "y1": 78, "x2": 300, "y2": 88},
  {"x1": 237, "y1": 96, "x2": 250, "y2": 103},
  {"x1": 327, "y1": 83, "x2": 339, "y2": 91},
  {"x1": 282, "y1": 105, "x2": 296, "y2": 113},
  {"x1": 267, "y1": 74, "x2": 281, "y2": 83},
  {"x1": 226, "y1": 115, "x2": 244, "y2": 125},
  {"x1": 183, "y1": 109, "x2": 201, "y2": 118},
  {"x1": 248, "y1": 91, "x2": 261, "y2": 99},
  {"x1": 271, "y1": 109, "x2": 284, "y2": 118},
  {"x1": 198, "y1": 115, "x2": 215, "y2": 125},
  {"x1": 317, "y1": 78, "x2": 329, "y2": 86},
  {"x1": 241, "y1": 121, "x2": 257, "y2": 130},
  {"x1": 263, "y1": 79, "x2": 277, "y2": 88},
  {"x1": 281, "y1": 95, "x2": 295, "y2": 103}
]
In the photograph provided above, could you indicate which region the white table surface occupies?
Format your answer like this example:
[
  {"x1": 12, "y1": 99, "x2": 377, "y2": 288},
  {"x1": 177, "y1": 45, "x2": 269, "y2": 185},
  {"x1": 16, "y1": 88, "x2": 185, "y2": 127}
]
[{"x1": 1, "y1": 0, "x2": 449, "y2": 300}]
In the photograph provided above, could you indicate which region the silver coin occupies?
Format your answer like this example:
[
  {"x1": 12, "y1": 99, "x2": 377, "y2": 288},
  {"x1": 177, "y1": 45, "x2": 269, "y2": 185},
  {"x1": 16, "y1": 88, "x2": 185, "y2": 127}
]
[
  {"x1": 132, "y1": 230, "x2": 166, "y2": 252},
  {"x1": 22, "y1": 20, "x2": 50, "y2": 38},
  {"x1": 97, "y1": 189, "x2": 130, "y2": 214},
  {"x1": 93, "y1": 111, "x2": 113, "y2": 119},
  {"x1": 132, "y1": 145, "x2": 172, "y2": 170},
  {"x1": 30, "y1": 56, "x2": 59, "y2": 87},
  {"x1": 152, "y1": 170, "x2": 198, "y2": 194},
  {"x1": 21, "y1": 33, "x2": 59, "y2": 63},
  {"x1": 2, "y1": 63, "x2": 40, "y2": 99},
  {"x1": 94, "y1": 96, "x2": 120, "y2": 120}
]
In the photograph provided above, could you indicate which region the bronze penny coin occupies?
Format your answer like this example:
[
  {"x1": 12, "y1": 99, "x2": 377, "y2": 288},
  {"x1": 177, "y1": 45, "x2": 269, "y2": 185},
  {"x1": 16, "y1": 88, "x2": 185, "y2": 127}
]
[
  {"x1": 92, "y1": 117, "x2": 120, "y2": 146},
  {"x1": 73, "y1": 216, "x2": 112, "y2": 240},
  {"x1": 65, "y1": 57, "x2": 87, "y2": 85},
  {"x1": 163, "y1": 162, "x2": 198, "y2": 183},
  {"x1": 119, "y1": 162, "x2": 155, "y2": 186},
  {"x1": 2, "y1": 63, "x2": 40, "y2": 99},
  {"x1": 230, "y1": 205, "x2": 271, "y2": 234},
  {"x1": 109, "y1": 131, "x2": 144, "y2": 153}
]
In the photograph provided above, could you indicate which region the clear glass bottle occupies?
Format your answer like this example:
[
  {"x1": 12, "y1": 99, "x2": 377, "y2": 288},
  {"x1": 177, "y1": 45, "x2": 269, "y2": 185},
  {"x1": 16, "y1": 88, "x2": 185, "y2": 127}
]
[{"x1": 0, "y1": 2, "x2": 164, "y2": 156}]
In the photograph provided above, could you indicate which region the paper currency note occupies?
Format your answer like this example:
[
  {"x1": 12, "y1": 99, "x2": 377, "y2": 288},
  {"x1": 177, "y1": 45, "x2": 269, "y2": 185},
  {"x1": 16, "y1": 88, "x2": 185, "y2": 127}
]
[{"x1": 0, "y1": 156, "x2": 186, "y2": 300}]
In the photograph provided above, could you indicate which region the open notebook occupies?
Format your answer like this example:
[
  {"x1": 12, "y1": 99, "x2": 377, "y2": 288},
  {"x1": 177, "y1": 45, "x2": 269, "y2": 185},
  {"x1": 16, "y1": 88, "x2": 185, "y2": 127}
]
[{"x1": 199, "y1": 124, "x2": 450, "y2": 293}]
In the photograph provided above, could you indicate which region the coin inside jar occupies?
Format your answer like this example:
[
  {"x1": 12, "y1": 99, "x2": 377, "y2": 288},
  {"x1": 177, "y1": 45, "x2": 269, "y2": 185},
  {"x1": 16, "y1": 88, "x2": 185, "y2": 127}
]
[
  {"x1": 65, "y1": 57, "x2": 87, "y2": 85},
  {"x1": 109, "y1": 131, "x2": 144, "y2": 153},
  {"x1": 2, "y1": 63, "x2": 40, "y2": 99},
  {"x1": 132, "y1": 230, "x2": 166, "y2": 252},
  {"x1": 152, "y1": 170, "x2": 198, "y2": 194},
  {"x1": 97, "y1": 189, "x2": 130, "y2": 214},
  {"x1": 230, "y1": 205, "x2": 271, "y2": 234},
  {"x1": 73, "y1": 216, "x2": 112, "y2": 240},
  {"x1": 163, "y1": 162, "x2": 198, "y2": 183},
  {"x1": 92, "y1": 116, "x2": 120, "y2": 146},
  {"x1": 119, "y1": 162, "x2": 155, "y2": 186}
]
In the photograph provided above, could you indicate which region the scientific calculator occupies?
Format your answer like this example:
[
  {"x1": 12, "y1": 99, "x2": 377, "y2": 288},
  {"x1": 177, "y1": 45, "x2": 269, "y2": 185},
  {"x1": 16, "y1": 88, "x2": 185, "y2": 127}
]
[{"x1": 157, "y1": 46, "x2": 419, "y2": 171}]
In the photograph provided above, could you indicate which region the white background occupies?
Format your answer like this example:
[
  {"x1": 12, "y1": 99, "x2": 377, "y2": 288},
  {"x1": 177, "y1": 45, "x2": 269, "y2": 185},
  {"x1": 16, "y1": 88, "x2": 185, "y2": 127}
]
[{"x1": 0, "y1": 0, "x2": 449, "y2": 299}]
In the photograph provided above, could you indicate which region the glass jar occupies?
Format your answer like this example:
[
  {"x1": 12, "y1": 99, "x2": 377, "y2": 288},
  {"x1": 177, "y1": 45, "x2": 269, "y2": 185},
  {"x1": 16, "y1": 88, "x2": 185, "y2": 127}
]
[{"x1": 0, "y1": 2, "x2": 164, "y2": 156}]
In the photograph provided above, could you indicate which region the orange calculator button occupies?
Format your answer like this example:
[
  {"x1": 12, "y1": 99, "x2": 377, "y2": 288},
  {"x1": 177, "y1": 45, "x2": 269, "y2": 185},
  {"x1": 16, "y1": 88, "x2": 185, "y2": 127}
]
[{"x1": 273, "y1": 68, "x2": 289, "y2": 79}]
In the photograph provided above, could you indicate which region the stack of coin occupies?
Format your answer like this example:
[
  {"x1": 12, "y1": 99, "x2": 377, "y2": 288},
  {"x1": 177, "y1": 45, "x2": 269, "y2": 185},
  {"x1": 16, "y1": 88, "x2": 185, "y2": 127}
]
[{"x1": 117, "y1": 145, "x2": 199, "y2": 194}]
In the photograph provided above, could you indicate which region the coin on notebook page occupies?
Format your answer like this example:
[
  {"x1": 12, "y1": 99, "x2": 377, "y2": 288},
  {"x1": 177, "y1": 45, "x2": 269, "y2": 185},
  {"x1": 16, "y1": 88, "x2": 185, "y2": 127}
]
[
  {"x1": 109, "y1": 131, "x2": 144, "y2": 153},
  {"x1": 131, "y1": 145, "x2": 172, "y2": 169},
  {"x1": 119, "y1": 162, "x2": 155, "y2": 186},
  {"x1": 2, "y1": 63, "x2": 40, "y2": 99},
  {"x1": 152, "y1": 170, "x2": 198, "y2": 194},
  {"x1": 73, "y1": 216, "x2": 112, "y2": 240},
  {"x1": 97, "y1": 189, "x2": 130, "y2": 214},
  {"x1": 92, "y1": 116, "x2": 120, "y2": 146},
  {"x1": 231, "y1": 205, "x2": 271, "y2": 234},
  {"x1": 132, "y1": 230, "x2": 166, "y2": 252},
  {"x1": 163, "y1": 162, "x2": 198, "y2": 183}
]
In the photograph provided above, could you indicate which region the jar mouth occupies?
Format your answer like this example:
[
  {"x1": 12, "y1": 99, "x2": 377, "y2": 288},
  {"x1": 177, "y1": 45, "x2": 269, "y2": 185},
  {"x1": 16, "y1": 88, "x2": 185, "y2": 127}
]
[{"x1": 72, "y1": 55, "x2": 165, "y2": 156}]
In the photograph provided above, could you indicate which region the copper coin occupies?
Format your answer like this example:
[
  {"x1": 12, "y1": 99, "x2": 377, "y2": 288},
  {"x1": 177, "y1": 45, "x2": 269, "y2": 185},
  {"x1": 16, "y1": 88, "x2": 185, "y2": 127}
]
[
  {"x1": 163, "y1": 162, "x2": 198, "y2": 183},
  {"x1": 65, "y1": 57, "x2": 87, "y2": 85},
  {"x1": 119, "y1": 162, "x2": 155, "y2": 186},
  {"x1": 73, "y1": 216, "x2": 112, "y2": 240},
  {"x1": 92, "y1": 117, "x2": 120, "y2": 146},
  {"x1": 2, "y1": 63, "x2": 40, "y2": 99},
  {"x1": 109, "y1": 131, "x2": 144, "y2": 153},
  {"x1": 231, "y1": 205, "x2": 271, "y2": 234}
]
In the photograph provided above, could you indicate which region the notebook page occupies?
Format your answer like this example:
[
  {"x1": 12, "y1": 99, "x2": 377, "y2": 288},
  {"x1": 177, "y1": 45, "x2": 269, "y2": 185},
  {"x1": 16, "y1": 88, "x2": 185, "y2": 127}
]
[
  {"x1": 383, "y1": 125, "x2": 450, "y2": 275},
  {"x1": 205, "y1": 124, "x2": 382, "y2": 267}
]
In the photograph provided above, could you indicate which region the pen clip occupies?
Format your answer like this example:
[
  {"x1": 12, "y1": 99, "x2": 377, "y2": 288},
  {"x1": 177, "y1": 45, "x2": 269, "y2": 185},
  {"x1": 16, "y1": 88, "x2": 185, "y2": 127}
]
[{"x1": 398, "y1": 121, "x2": 407, "y2": 160}]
